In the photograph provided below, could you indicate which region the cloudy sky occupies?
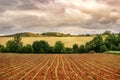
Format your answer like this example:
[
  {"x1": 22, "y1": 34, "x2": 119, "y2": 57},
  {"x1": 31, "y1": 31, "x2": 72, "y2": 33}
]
[{"x1": 0, "y1": 0, "x2": 120, "y2": 35}]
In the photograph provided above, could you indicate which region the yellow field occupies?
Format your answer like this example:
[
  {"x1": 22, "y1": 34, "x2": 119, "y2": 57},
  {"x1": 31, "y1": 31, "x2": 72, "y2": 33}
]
[{"x1": 0, "y1": 37, "x2": 93, "y2": 47}]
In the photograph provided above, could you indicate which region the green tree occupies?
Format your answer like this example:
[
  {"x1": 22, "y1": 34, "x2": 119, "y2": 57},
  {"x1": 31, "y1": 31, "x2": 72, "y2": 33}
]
[
  {"x1": 54, "y1": 41, "x2": 65, "y2": 53},
  {"x1": 0, "y1": 45, "x2": 5, "y2": 52},
  {"x1": 48, "y1": 46, "x2": 54, "y2": 53},
  {"x1": 6, "y1": 40, "x2": 16, "y2": 52},
  {"x1": 100, "y1": 45, "x2": 108, "y2": 52},
  {"x1": 73, "y1": 44, "x2": 79, "y2": 53},
  {"x1": 6, "y1": 35, "x2": 23, "y2": 53},
  {"x1": 102, "y1": 30, "x2": 112, "y2": 35},
  {"x1": 65, "y1": 47, "x2": 73, "y2": 53},
  {"x1": 92, "y1": 35, "x2": 103, "y2": 52},
  {"x1": 22, "y1": 44, "x2": 34, "y2": 53},
  {"x1": 39, "y1": 48, "x2": 45, "y2": 53},
  {"x1": 14, "y1": 34, "x2": 22, "y2": 45},
  {"x1": 110, "y1": 44, "x2": 117, "y2": 51},
  {"x1": 117, "y1": 33, "x2": 120, "y2": 45},
  {"x1": 78, "y1": 45, "x2": 86, "y2": 53},
  {"x1": 105, "y1": 34, "x2": 118, "y2": 49},
  {"x1": 85, "y1": 41, "x2": 94, "y2": 52},
  {"x1": 32, "y1": 40, "x2": 49, "y2": 53},
  {"x1": 85, "y1": 35, "x2": 103, "y2": 53},
  {"x1": 14, "y1": 34, "x2": 23, "y2": 52},
  {"x1": 117, "y1": 44, "x2": 120, "y2": 51}
]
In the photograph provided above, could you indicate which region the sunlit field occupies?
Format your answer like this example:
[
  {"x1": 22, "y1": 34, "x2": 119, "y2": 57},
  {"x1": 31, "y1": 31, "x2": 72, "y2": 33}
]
[{"x1": 0, "y1": 37, "x2": 93, "y2": 47}]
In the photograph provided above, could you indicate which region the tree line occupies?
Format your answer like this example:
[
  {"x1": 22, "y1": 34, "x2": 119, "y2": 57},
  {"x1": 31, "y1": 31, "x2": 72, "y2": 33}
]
[{"x1": 0, "y1": 34, "x2": 120, "y2": 54}]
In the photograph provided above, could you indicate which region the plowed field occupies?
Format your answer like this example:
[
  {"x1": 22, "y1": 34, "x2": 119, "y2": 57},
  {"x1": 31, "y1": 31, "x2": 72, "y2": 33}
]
[{"x1": 0, "y1": 53, "x2": 120, "y2": 80}]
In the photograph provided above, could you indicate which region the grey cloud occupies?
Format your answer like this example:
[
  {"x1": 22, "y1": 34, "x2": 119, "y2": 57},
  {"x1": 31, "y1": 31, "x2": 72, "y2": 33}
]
[
  {"x1": 0, "y1": 0, "x2": 53, "y2": 10},
  {"x1": 0, "y1": 0, "x2": 17, "y2": 6},
  {"x1": 34, "y1": 0, "x2": 54, "y2": 3},
  {"x1": 0, "y1": 0, "x2": 120, "y2": 35},
  {"x1": 0, "y1": 25, "x2": 15, "y2": 34},
  {"x1": 17, "y1": 4, "x2": 39, "y2": 10},
  {"x1": 105, "y1": 0, "x2": 120, "y2": 7}
]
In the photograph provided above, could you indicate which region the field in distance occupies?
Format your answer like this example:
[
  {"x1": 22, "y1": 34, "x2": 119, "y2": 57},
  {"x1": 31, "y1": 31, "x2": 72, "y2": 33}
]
[
  {"x1": 0, "y1": 37, "x2": 93, "y2": 47},
  {"x1": 0, "y1": 53, "x2": 120, "y2": 80}
]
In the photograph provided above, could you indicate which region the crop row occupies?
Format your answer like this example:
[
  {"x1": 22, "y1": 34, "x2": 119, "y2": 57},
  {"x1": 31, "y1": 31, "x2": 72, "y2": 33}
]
[{"x1": 0, "y1": 54, "x2": 120, "y2": 80}]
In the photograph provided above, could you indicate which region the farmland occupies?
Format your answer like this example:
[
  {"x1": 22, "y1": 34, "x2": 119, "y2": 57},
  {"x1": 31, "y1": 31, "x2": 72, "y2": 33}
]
[
  {"x1": 0, "y1": 37, "x2": 93, "y2": 47},
  {"x1": 0, "y1": 53, "x2": 120, "y2": 80}
]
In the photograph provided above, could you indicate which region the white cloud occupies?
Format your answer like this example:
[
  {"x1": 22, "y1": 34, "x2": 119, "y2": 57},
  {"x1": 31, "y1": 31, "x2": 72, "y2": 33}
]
[{"x1": 0, "y1": 0, "x2": 120, "y2": 34}]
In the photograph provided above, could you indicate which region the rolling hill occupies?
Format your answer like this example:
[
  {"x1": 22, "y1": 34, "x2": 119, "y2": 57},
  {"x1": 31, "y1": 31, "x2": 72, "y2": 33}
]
[{"x1": 1, "y1": 32, "x2": 74, "y2": 37}]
